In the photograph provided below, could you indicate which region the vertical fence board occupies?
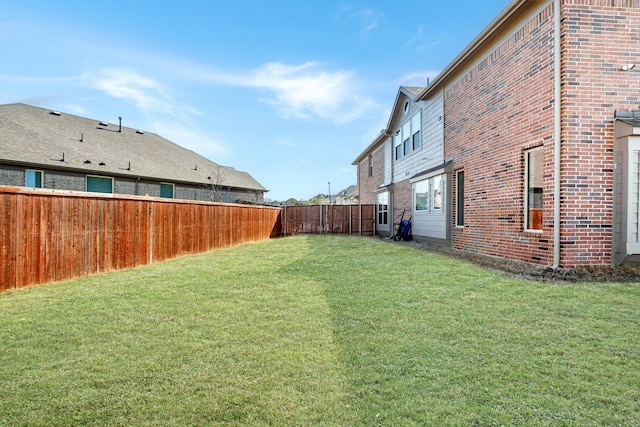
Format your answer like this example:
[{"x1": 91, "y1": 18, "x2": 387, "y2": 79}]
[
  {"x1": 0, "y1": 194, "x2": 8, "y2": 290},
  {"x1": 281, "y1": 205, "x2": 375, "y2": 236},
  {"x1": 0, "y1": 186, "x2": 282, "y2": 290}
]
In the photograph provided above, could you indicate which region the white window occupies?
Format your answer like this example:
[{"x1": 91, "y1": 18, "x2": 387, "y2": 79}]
[
  {"x1": 525, "y1": 147, "x2": 543, "y2": 231},
  {"x1": 456, "y1": 170, "x2": 465, "y2": 227},
  {"x1": 415, "y1": 180, "x2": 429, "y2": 211},
  {"x1": 394, "y1": 131, "x2": 402, "y2": 160},
  {"x1": 414, "y1": 174, "x2": 445, "y2": 213},
  {"x1": 25, "y1": 170, "x2": 43, "y2": 188},
  {"x1": 396, "y1": 112, "x2": 422, "y2": 160},
  {"x1": 377, "y1": 192, "x2": 389, "y2": 226},
  {"x1": 402, "y1": 121, "x2": 411, "y2": 156},
  {"x1": 432, "y1": 175, "x2": 443, "y2": 211},
  {"x1": 411, "y1": 113, "x2": 421, "y2": 150}
]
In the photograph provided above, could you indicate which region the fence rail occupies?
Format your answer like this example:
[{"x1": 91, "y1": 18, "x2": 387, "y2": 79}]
[
  {"x1": 1, "y1": 186, "x2": 281, "y2": 291},
  {"x1": 281, "y1": 204, "x2": 375, "y2": 236}
]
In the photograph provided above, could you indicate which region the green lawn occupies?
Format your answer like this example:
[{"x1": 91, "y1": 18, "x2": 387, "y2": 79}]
[{"x1": 1, "y1": 235, "x2": 638, "y2": 426}]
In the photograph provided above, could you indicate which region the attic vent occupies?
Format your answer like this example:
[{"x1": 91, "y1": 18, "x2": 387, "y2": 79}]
[
  {"x1": 84, "y1": 160, "x2": 92, "y2": 164},
  {"x1": 98, "y1": 162, "x2": 106, "y2": 166},
  {"x1": 136, "y1": 130, "x2": 144, "y2": 134},
  {"x1": 99, "y1": 121, "x2": 108, "y2": 126},
  {"x1": 50, "y1": 111, "x2": 62, "y2": 116}
]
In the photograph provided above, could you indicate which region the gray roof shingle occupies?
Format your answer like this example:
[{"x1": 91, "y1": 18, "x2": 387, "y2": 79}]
[
  {"x1": 0, "y1": 103, "x2": 266, "y2": 191},
  {"x1": 615, "y1": 110, "x2": 640, "y2": 127},
  {"x1": 401, "y1": 86, "x2": 426, "y2": 97}
]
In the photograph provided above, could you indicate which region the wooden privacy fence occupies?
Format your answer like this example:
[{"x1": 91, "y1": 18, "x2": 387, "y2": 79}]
[
  {"x1": 0, "y1": 186, "x2": 281, "y2": 291},
  {"x1": 281, "y1": 204, "x2": 375, "y2": 236}
]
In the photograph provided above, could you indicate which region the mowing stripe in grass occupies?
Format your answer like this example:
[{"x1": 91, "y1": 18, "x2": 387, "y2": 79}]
[{"x1": 1, "y1": 235, "x2": 638, "y2": 426}]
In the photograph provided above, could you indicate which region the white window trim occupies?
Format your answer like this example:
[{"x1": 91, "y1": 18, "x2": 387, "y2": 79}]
[
  {"x1": 455, "y1": 169, "x2": 464, "y2": 228},
  {"x1": 524, "y1": 146, "x2": 544, "y2": 233},
  {"x1": 395, "y1": 111, "x2": 422, "y2": 160},
  {"x1": 376, "y1": 191, "x2": 389, "y2": 226},
  {"x1": 412, "y1": 173, "x2": 446, "y2": 215}
]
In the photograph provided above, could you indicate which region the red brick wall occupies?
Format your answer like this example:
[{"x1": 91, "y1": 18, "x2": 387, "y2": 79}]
[
  {"x1": 559, "y1": 0, "x2": 640, "y2": 266},
  {"x1": 445, "y1": 1, "x2": 640, "y2": 267},
  {"x1": 447, "y1": 4, "x2": 556, "y2": 265},
  {"x1": 390, "y1": 179, "x2": 412, "y2": 226},
  {"x1": 357, "y1": 145, "x2": 387, "y2": 205}
]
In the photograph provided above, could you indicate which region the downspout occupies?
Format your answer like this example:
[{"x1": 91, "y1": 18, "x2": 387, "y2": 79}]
[{"x1": 553, "y1": 0, "x2": 562, "y2": 268}]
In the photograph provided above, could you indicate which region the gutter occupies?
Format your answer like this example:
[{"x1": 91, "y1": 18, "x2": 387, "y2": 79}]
[{"x1": 553, "y1": 0, "x2": 561, "y2": 268}]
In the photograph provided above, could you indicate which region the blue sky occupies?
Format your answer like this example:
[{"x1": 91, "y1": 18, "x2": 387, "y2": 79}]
[{"x1": 1, "y1": 1, "x2": 509, "y2": 201}]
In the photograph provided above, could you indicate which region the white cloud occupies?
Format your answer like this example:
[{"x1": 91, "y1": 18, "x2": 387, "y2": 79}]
[
  {"x1": 402, "y1": 26, "x2": 424, "y2": 49},
  {"x1": 358, "y1": 10, "x2": 379, "y2": 34},
  {"x1": 90, "y1": 68, "x2": 198, "y2": 120},
  {"x1": 198, "y1": 61, "x2": 377, "y2": 125},
  {"x1": 334, "y1": 5, "x2": 380, "y2": 35}
]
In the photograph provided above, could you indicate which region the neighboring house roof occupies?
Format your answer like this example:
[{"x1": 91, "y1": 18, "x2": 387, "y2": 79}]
[
  {"x1": 0, "y1": 103, "x2": 266, "y2": 192},
  {"x1": 616, "y1": 110, "x2": 640, "y2": 127},
  {"x1": 337, "y1": 184, "x2": 358, "y2": 199}
]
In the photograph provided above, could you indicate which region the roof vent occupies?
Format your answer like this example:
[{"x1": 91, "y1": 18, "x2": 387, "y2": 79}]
[
  {"x1": 50, "y1": 111, "x2": 61, "y2": 116},
  {"x1": 99, "y1": 162, "x2": 106, "y2": 166},
  {"x1": 84, "y1": 160, "x2": 91, "y2": 164},
  {"x1": 99, "y1": 121, "x2": 108, "y2": 126},
  {"x1": 136, "y1": 130, "x2": 144, "y2": 135}
]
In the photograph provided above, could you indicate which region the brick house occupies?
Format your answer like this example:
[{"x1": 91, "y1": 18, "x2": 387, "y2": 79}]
[
  {"x1": 354, "y1": 0, "x2": 640, "y2": 267},
  {"x1": 0, "y1": 103, "x2": 267, "y2": 204}
]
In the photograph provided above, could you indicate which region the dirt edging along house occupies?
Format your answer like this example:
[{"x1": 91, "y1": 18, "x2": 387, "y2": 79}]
[
  {"x1": 354, "y1": 0, "x2": 640, "y2": 268},
  {"x1": 0, "y1": 103, "x2": 267, "y2": 204}
]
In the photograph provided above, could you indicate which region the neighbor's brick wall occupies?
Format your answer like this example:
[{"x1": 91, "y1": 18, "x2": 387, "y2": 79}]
[
  {"x1": 559, "y1": 0, "x2": 640, "y2": 266},
  {"x1": 357, "y1": 144, "x2": 387, "y2": 205},
  {"x1": 446, "y1": 3, "x2": 556, "y2": 266},
  {"x1": 0, "y1": 164, "x2": 263, "y2": 204}
]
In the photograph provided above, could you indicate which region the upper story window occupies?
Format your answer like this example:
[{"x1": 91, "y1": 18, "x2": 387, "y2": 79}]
[
  {"x1": 402, "y1": 121, "x2": 411, "y2": 156},
  {"x1": 25, "y1": 170, "x2": 43, "y2": 188},
  {"x1": 394, "y1": 131, "x2": 402, "y2": 161},
  {"x1": 395, "y1": 112, "x2": 421, "y2": 161},
  {"x1": 411, "y1": 114, "x2": 421, "y2": 151}
]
